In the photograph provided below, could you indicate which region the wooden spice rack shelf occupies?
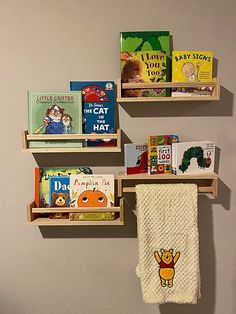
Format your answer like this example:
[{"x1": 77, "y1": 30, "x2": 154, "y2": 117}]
[
  {"x1": 22, "y1": 129, "x2": 122, "y2": 153},
  {"x1": 117, "y1": 77, "x2": 220, "y2": 102},
  {"x1": 27, "y1": 198, "x2": 124, "y2": 226},
  {"x1": 117, "y1": 172, "x2": 218, "y2": 198}
]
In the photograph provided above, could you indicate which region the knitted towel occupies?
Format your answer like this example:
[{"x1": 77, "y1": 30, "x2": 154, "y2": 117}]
[{"x1": 136, "y1": 184, "x2": 200, "y2": 304}]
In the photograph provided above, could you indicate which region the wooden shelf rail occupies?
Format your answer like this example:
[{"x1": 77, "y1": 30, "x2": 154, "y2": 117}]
[
  {"x1": 117, "y1": 172, "x2": 218, "y2": 198},
  {"x1": 117, "y1": 77, "x2": 220, "y2": 102},
  {"x1": 27, "y1": 198, "x2": 124, "y2": 226},
  {"x1": 22, "y1": 129, "x2": 121, "y2": 153}
]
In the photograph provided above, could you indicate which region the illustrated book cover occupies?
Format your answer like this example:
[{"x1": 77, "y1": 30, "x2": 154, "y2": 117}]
[
  {"x1": 172, "y1": 141, "x2": 215, "y2": 175},
  {"x1": 34, "y1": 166, "x2": 92, "y2": 208},
  {"x1": 172, "y1": 51, "x2": 213, "y2": 97},
  {"x1": 120, "y1": 51, "x2": 167, "y2": 97},
  {"x1": 124, "y1": 143, "x2": 148, "y2": 175},
  {"x1": 28, "y1": 91, "x2": 82, "y2": 147},
  {"x1": 49, "y1": 176, "x2": 70, "y2": 207},
  {"x1": 148, "y1": 135, "x2": 179, "y2": 174},
  {"x1": 70, "y1": 81, "x2": 115, "y2": 146},
  {"x1": 120, "y1": 31, "x2": 171, "y2": 96},
  {"x1": 70, "y1": 174, "x2": 114, "y2": 208}
]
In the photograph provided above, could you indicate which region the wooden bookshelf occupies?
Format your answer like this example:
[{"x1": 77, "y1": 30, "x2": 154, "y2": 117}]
[
  {"x1": 22, "y1": 129, "x2": 122, "y2": 153},
  {"x1": 117, "y1": 77, "x2": 220, "y2": 102},
  {"x1": 117, "y1": 172, "x2": 218, "y2": 198},
  {"x1": 27, "y1": 198, "x2": 124, "y2": 226}
]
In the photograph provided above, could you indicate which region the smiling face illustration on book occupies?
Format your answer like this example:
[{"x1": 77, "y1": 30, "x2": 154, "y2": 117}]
[{"x1": 69, "y1": 174, "x2": 114, "y2": 208}]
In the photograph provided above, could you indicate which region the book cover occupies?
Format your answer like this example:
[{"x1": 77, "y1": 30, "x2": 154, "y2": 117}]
[
  {"x1": 34, "y1": 167, "x2": 92, "y2": 208},
  {"x1": 70, "y1": 174, "x2": 114, "y2": 208},
  {"x1": 70, "y1": 81, "x2": 115, "y2": 146},
  {"x1": 120, "y1": 31, "x2": 171, "y2": 96},
  {"x1": 148, "y1": 135, "x2": 179, "y2": 174},
  {"x1": 28, "y1": 91, "x2": 83, "y2": 147},
  {"x1": 120, "y1": 51, "x2": 167, "y2": 97},
  {"x1": 49, "y1": 176, "x2": 70, "y2": 207},
  {"x1": 124, "y1": 143, "x2": 148, "y2": 175},
  {"x1": 172, "y1": 51, "x2": 213, "y2": 97},
  {"x1": 172, "y1": 141, "x2": 215, "y2": 175},
  {"x1": 69, "y1": 212, "x2": 115, "y2": 221}
]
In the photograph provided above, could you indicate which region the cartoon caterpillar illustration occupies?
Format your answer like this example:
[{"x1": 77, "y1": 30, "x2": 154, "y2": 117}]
[{"x1": 179, "y1": 146, "x2": 211, "y2": 173}]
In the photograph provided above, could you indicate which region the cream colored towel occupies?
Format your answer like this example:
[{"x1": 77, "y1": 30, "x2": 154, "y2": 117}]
[{"x1": 136, "y1": 184, "x2": 200, "y2": 304}]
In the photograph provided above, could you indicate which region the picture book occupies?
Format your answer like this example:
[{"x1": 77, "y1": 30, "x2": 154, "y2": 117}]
[
  {"x1": 49, "y1": 176, "x2": 70, "y2": 207},
  {"x1": 34, "y1": 166, "x2": 92, "y2": 208},
  {"x1": 124, "y1": 143, "x2": 148, "y2": 175},
  {"x1": 172, "y1": 141, "x2": 215, "y2": 175},
  {"x1": 120, "y1": 51, "x2": 167, "y2": 97},
  {"x1": 28, "y1": 91, "x2": 83, "y2": 147},
  {"x1": 172, "y1": 51, "x2": 213, "y2": 97},
  {"x1": 120, "y1": 31, "x2": 171, "y2": 95},
  {"x1": 148, "y1": 135, "x2": 179, "y2": 174},
  {"x1": 70, "y1": 81, "x2": 115, "y2": 146},
  {"x1": 69, "y1": 212, "x2": 115, "y2": 221},
  {"x1": 70, "y1": 174, "x2": 114, "y2": 208}
]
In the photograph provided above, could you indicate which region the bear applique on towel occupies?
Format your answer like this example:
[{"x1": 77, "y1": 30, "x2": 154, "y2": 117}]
[{"x1": 154, "y1": 249, "x2": 180, "y2": 288}]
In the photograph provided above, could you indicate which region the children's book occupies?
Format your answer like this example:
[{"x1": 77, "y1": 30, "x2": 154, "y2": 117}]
[
  {"x1": 120, "y1": 31, "x2": 171, "y2": 96},
  {"x1": 69, "y1": 212, "x2": 115, "y2": 221},
  {"x1": 28, "y1": 91, "x2": 83, "y2": 147},
  {"x1": 172, "y1": 141, "x2": 215, "y2": 175},
  {"x1": 124, "y1": 143, "x2": 148, "y2": 174},
  {"x1": 148, "y1": 135, "x2": 179, "y2": 174},
  {"x1": 70, "y1": 81, "x2": 115, "y2": 146},
  {"x1": 172, "y1": 51, "x2": 213, "y2": 97},
  {"x1": 49, "y1": 176, "x2": 70, "y2": 207},
  {"x1": 121, "y1": 51, "x2": 167, "y2": 97},
  {"x1": 70, "y1": 174, "x2": 114, "y2": 208},
  {"x1": 35, "y1": 167, "x2": 92, "y2": 208}
]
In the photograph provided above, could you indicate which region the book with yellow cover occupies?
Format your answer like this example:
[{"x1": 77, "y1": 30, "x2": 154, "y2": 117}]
[
  {"x1": 121, "y1": 50, "x2": 167, "y2": 97},
  {"x1": 172, "y1": 51, "x2": 213, "y2": 97}
]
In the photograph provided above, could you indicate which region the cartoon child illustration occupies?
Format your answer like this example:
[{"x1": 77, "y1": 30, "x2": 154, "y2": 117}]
[
  {"x1": 182, "y1": 62, "x2": 201, "y2": 82},
  {"x1": 62, "y1": 114, "x2": 73, "y2": 134},
  {"x1": 43, "y1": 104, "x2": 64, "y2": 134}
]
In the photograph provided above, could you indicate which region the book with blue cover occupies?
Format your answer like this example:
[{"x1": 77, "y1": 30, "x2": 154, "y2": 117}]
[
  {"x1": 70, "y1": 81, "x2": 115, "y2": 146},
  {"x1": 49, "y1": 176, "x2": 70, "y2": 207}
]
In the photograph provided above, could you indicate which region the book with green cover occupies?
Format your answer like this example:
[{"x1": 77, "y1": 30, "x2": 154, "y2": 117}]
[
  {"x1": 28, "y1": 91, "x2": 82, "y2": 147},
  {"x1": 120, "y1": 50, "x2": 167, "y2": 97},
  {"x1": 120, "y1": 31, "x2": 171, "y2": 83}
]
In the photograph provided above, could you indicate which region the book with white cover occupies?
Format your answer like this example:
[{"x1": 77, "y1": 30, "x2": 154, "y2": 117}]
[{"x1": 172, "y1": 141, "x2": 215, "y2": 175}]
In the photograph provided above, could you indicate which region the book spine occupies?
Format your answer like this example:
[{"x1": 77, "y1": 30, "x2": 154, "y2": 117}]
[
  {"x1": 124, "y1": 144, "x2": 128, "y2": 174},
  {"x1": 34, "y1": 167, "x2": 40, "y2": 207},
  {"x1": 172, "y1": 143, "x2": 177, "y2": 175}
]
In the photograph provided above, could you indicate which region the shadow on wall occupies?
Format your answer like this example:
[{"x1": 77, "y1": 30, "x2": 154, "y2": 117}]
[
  {"x1": 39, "y1": 195, "x2": 137, "y2": 238},
  {"x1": 119, "y1": 86, "x2": 233, "y2": 117},
  {"x1": 159, "y1": 195, "x2": 216, "y2": 314},
  {"x1": 33, "y1": 129, "x2": 132, "y2": 167}
]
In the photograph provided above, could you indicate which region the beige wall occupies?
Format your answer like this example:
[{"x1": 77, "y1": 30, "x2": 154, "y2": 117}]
[{"x1": 1, "y1": 0, "x2": 235, "y2": 313}]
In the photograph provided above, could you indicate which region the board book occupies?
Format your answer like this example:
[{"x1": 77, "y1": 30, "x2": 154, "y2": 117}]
[
  {"x1": 172, "y1": 51, "x2": 213, "y2": 97},
  {"x1": 28, "y1": 91, "x2": 82, "y2": 147},
  {"x1": 124, "y1": 143, "x2": 148, "y2": 175},
  {"x1": 69, "y1": 212, "x2": 115, "y2": 221},
  {"x1": 120, "y1": 51, "x2": 167, "y2": 97},
  {"x1": 49, "y1": 176, "x2": 70, "y2": 207},
  {"x1": 34, "y1": 167, "x2": 92, "y2": 208},
  {"x1": 70, "y1": 81, "x2": 115, "y2": 146},
  {"x1": 148, "y1": 135, "x2": 179, "y2": 174},
  {"x1": 172, "y1": 141, "x2": 215, "y2": 175},
  {"x1": 120, "y1": 31, "x2": 171, "y2": 96},
  {"x1": 70, "y1": 174, "x2": 114, "y2": 208}
]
